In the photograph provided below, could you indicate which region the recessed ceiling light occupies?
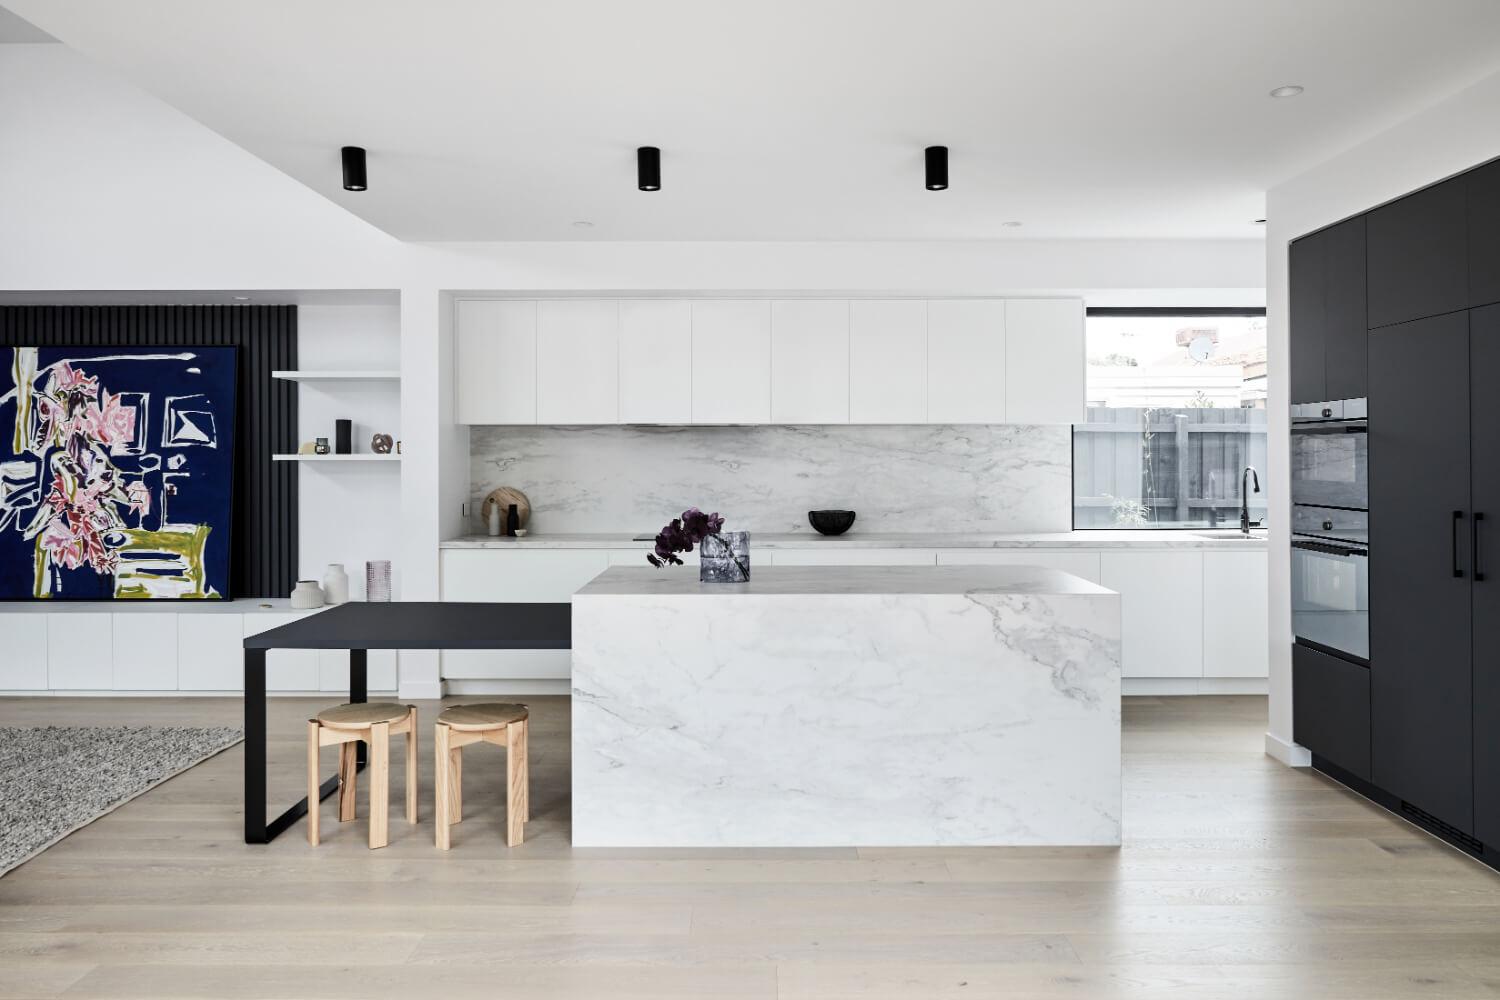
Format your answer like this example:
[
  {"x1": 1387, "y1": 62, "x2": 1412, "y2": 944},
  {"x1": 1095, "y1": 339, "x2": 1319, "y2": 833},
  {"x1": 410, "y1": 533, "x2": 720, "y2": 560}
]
[
  {"x1": 1269, "y1": 85, "x2": 1304, "y2": 99},
  {"x1": 1001, "y1": 220, "x2": 1023, "y2": 228},
  {"x1": 232, "y1": 295, "x2": 250, "y2": 301},
  {"x1": 572, "y1": 220, "x2": 594, "y2": 228}
]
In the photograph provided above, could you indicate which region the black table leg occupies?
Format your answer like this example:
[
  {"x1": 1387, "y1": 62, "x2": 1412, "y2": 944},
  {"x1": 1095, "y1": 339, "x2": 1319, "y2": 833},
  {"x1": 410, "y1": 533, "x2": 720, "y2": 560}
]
[
  {"x1": 350, "y1": 648, "x2": 367, "y2": 766},
  {"x1": 244, "y1": 646, "x2": 370, "y2": 845},
  {"x1": 243, "y1": 648, "x2": 267, "y2": 844}
]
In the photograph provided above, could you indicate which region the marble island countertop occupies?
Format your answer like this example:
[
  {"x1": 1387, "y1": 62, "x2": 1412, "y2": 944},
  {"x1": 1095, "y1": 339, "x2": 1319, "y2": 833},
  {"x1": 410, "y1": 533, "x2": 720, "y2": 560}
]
[
  {"x1": 442, "y1": 529, "x2": 1267, "y2": 551},
  {"x1": 577, "y1": 564, "x2": 1113, "y2": 597}
]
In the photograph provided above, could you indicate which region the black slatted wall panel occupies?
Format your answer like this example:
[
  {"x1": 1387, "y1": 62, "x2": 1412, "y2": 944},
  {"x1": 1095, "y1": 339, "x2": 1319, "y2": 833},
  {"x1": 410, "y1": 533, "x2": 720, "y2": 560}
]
[{"x1": 0, "y1": 305, "x2": 298, "y2": 599}]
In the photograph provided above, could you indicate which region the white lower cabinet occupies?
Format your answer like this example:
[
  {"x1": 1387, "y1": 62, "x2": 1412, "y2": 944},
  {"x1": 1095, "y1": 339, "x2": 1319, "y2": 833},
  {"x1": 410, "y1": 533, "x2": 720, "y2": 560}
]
[
  {"x1": 1100, "y1": 551, "x2": 1205, "y2": 679},
  {"x1": 47, "y1": 614, "x2": 112, "y2": 689},
  {"x1": 935, "y1": 548, "x2": 1102, "y2": 584},
  {"x1": 769, "y1": 548, "x2": 937, "y2": 566},
  {"x1": 317, "y1": 649, "x2": 398, "y2": 693},
  {"x1": 1, "y1": 613, "x2": 50, "y2": 690},
  {"x1": 112, "y1": 614, "x2": 179, "y2": 690},
  {"x1": 177, "y1": 614, "x2": 247, "y2": 691},
  {"x1": 1203, "y1": 550, "x2": 1270, "y2": 678},
  {"x1": 245, "y1": 613, "x2": 321, "y2": 692}
]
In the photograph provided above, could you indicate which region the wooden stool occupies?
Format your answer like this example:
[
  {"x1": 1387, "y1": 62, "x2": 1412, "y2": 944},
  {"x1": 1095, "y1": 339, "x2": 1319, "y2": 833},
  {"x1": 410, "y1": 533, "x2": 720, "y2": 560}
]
[
  {"x1": 434, "y1": 703, "x2": 529, "y2": 848},
  {"x1": 306, "y1": 702, "x2": 417, "y2": 849}
]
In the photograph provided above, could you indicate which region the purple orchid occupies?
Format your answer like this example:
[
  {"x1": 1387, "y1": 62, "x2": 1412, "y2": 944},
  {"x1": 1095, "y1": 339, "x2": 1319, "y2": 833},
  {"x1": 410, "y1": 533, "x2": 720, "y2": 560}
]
[{"x1": 647, "y1": 506, "x2": 726, "y2": 567}]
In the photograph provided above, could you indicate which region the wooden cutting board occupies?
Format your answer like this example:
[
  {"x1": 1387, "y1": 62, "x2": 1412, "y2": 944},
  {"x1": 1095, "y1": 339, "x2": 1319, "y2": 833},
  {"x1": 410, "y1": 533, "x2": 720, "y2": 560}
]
[{"x1": 481, "y1": 486, "x2": 531, "y2": 529}]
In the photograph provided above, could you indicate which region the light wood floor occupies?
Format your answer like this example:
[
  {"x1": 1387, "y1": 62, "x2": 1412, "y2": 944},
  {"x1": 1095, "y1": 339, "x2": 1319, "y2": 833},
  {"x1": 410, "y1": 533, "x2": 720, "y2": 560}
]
[{"x1": 2, "y1": 695, "x2": 1499, "y2": 999}]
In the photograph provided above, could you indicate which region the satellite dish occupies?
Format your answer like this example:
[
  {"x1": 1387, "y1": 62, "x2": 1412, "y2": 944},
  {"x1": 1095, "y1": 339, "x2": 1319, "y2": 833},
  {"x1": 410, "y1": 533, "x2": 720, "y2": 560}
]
[{"x1": 1188, "y1": 332, "x2": 1215, "y2": 363}]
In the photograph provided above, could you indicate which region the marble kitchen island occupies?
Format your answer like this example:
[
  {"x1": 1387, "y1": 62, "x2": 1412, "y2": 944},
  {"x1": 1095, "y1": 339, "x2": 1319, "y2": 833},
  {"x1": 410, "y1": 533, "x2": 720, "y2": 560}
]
[{"x1": 571, "y1": 564, "x2": 1122, "y2": 847}]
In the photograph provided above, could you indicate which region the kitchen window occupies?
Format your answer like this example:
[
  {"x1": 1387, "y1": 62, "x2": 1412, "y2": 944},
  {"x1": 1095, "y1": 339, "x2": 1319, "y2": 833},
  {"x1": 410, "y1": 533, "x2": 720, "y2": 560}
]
[{"x1": 1073, "y1": 309, "x2": 1268, "y2": 529}]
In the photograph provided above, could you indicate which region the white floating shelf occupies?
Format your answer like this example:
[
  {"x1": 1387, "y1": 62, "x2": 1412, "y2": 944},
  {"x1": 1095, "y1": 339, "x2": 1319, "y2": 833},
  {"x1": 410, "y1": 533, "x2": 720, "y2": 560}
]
[
  {"x1": 272, "y1": 370, "x2": 400, "y2": 382},
  {"x1": 272, "y1": 454, "x2": 402, "y2": 463}
]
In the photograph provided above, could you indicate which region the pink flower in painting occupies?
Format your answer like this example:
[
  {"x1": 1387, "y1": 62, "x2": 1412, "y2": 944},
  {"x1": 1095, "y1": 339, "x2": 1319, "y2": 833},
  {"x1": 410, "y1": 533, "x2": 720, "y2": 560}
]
[
  {"x1": 49, "y1": 361, "x2": 99, "y2": 397},
  {"x1": 74, "y1": 391, "x2": 137, "y2": 448}
]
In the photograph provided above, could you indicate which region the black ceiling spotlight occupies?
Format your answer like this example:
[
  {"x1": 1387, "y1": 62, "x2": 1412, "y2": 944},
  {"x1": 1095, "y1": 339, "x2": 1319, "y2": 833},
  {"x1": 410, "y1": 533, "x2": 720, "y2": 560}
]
[
  {"x1": 341, "y1": 146, "x2": 367, "y2": 192},
  {"x1": 925, "y1": 145, "x2": 948, "y2": 191},
  {"x1": 637, "y1": 146, "x2": 661, "y2": 191}
]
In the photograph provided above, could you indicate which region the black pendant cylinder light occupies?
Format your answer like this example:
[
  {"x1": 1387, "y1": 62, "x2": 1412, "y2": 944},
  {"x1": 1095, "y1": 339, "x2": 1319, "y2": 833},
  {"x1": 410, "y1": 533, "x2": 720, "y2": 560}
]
[
  {"x1": 925, "y1": 145, "x2": 948, "y2": 191},
  {"x1": 637, "y1": 146, "x2": 661, "y2": 191},
  {"x1": 341, "y1": 146, "x2": 367, "y2": 192}
]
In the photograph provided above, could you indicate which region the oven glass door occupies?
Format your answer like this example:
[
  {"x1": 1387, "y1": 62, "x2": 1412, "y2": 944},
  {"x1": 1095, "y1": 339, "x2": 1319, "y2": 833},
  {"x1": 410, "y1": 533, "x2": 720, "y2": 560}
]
[
  {"x1": 1290, "y1": 423, "x2": 1367, "y2": 509},
  {"x1": 1291, "y1": 537, "x2": 1369, "y2": 661}
]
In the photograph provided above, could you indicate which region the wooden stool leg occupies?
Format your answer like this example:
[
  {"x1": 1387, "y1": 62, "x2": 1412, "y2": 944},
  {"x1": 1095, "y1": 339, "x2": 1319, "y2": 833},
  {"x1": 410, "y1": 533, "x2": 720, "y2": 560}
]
[
  {"x1": 405, "y1": 708, "x2": 418, "y2": 824},
  {"x1": 434, "y1": 722, "x2": 451, "y2": 850},
  {"x1": 506, "y1": 721, "x2": 524, "y2": 847},
  {"x1": 338, "y1": 741, "x2": 358, "y2": 822},
  {"x1": 450, "y1": 742, "x2": 463, "y2": 824},
  {"x1": 519, "y1": 717, "x2": 529, "y2": 823},
  {"x1": 369, "y1": 722, "x2": 390, "y2": 849},
  {"x1": 306, "y1": 721, "x2": 321, "y2": 847}
]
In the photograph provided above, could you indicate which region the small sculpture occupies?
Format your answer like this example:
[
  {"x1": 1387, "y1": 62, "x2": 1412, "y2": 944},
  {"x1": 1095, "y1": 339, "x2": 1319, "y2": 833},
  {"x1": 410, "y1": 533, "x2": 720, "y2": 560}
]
[
  {"x1": 371, "y1": 433, "x2": 394, "y2": 455},
  {"x1": 314, "y1": 437, "x2": 330, "y2": 455}
]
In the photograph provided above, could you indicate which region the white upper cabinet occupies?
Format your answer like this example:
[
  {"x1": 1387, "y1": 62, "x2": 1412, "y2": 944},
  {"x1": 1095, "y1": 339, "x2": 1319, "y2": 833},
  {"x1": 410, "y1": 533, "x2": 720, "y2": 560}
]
[
  {"x1": 454, "y1": 296, "x2": 1084, "y2": 426},
  {"x1": 691, "y1": 300, "x2": 772, "y2": 424},
  {"x1": 927, "y1": 299, "x2": 1006, "y2": 423},
  {"x1": 455, "y1": 299, "x2": 537, "y2": 424},
  {"x1": 536, "y1": 299, "x2": 620, "y2": 424},
  {"x1": 771, "y1": 300, "x2": 849, "y2": 423},
  {"x1": 1004, "y1": 298, "x2": 1084, "y2": 424},
  {"x1": 619, "y1": 300, "x2": 692, "y2": 423},
  {"x1": 849, "y1": 299, "x2": 927, "y2": 423}
]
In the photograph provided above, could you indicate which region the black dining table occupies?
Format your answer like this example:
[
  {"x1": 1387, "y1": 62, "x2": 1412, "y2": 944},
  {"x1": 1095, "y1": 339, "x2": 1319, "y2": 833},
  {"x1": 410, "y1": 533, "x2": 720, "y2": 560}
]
[{"x1": 241, "y1": 601, "x2": 570, "y2": 844}]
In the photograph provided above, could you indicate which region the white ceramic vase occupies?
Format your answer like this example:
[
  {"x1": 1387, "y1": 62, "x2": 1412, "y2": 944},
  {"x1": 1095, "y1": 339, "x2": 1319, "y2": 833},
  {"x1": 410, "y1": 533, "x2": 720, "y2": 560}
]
[
  {"x1": 290, "y1": 580, "x2": 325, "y2": 610},
  {"x1": 322, "y1": 563, "x2": 349, "y2": 605}
]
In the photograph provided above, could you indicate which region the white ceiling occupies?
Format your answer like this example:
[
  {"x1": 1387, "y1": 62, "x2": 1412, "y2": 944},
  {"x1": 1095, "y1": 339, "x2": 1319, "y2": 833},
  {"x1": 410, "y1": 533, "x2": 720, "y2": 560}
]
[{"x1": 8, "y1": 0, "x2": 1500, "y2": 242}]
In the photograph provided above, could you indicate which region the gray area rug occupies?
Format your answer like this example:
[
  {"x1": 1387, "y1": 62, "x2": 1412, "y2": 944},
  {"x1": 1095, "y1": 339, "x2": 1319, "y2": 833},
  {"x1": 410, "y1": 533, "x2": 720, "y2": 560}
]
[{"x1": 0, "y1": 725, "x2": 242, "y2": 876}]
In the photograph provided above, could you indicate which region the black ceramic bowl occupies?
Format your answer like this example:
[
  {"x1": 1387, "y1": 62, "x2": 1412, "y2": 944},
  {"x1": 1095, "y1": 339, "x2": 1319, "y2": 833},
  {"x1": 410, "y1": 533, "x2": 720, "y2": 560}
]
[{"x1": 808, "y1": 509, "x2": 857, "y2": 536}]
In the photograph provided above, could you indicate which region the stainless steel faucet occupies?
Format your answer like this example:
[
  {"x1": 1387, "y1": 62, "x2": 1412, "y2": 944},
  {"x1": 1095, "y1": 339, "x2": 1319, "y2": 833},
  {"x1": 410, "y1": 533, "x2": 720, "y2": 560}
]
[{"x1": 1240, "y1": 466, "x2": 1261, "y2": 535}]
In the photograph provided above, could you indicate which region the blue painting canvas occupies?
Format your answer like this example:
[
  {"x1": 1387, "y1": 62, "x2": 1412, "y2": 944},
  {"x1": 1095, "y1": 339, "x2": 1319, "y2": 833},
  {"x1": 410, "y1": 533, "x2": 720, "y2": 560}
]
[{"x1": 0, "y1": 346, "x2": 237, "y2": 600}]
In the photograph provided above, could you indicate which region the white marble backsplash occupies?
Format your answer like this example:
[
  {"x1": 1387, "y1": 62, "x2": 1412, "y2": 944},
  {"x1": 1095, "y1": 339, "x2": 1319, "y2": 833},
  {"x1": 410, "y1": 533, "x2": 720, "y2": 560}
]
[{"x1": 469, "y1": 424, "x2": 1072, "y2": 534}]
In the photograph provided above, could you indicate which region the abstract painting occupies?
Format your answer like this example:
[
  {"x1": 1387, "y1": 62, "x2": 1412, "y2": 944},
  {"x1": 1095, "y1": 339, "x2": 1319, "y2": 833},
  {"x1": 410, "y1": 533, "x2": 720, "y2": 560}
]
[{"x1": 0, "y1": 346, "x2": 236, "y2": 599}]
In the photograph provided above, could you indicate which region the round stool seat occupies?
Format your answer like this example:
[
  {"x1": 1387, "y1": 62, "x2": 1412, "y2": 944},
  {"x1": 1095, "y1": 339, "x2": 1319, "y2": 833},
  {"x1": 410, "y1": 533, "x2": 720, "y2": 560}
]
[
  {"x1": 316, "y1": 702, "x2": 411, "y2": 729},
  {"x1": 438, "y1": 702, "x2": 528, "y2": 731}
]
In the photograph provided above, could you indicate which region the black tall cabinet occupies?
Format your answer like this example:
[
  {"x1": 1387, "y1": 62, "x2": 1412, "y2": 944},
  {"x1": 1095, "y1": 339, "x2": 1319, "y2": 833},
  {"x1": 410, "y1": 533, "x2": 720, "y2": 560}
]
[
  {"x1": 1292, "y1": 155, "x2": 1500, "y2": 864},
  {"x1": 1471, "y1": 304, "x2": 1500, "y2": 847},
  {"x1": 1368, "y1": 312, "x2": 1473, "y2": 830}
]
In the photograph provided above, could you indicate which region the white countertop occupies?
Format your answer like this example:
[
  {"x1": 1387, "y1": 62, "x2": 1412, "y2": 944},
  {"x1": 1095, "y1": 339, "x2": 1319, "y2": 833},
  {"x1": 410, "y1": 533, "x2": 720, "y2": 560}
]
[
  {"x1": 576, "y1": 564, "x2": 1114, "y2": 597},
  {"x1": 442, "y1": 529, "x2": 1267, "y2": 551}
]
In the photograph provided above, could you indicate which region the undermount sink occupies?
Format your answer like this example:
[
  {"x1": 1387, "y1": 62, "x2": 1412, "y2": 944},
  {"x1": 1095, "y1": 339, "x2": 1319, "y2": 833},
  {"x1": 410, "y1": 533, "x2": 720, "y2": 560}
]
[{"x1": 1193, "y1": 529, "x2": 1268, "y2": 540}]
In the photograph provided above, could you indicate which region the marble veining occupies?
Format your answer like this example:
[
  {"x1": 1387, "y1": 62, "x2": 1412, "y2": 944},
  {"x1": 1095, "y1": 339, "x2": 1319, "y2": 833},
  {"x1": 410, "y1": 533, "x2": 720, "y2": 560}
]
[
  {"x1": 470, "y1": 424, "x2": 1072, "y2": 534},
  {"x1": 571, "y1": 567, "x2": 1122, "y2": 847}
]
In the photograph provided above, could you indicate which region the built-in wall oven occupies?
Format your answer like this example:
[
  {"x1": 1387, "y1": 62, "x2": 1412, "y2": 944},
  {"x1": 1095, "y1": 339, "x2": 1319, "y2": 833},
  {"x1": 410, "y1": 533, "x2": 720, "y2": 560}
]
[{"x1": 1291, "y1": 398, "x2": 1369, "y2": 663}]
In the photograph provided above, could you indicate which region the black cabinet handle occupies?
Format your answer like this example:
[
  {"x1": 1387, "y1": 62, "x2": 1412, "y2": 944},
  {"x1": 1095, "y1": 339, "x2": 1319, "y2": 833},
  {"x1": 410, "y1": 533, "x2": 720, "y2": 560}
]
[
  {"x1": 1453, "y1": 510, "x2": 1466, "y2": 579},
  {"x1": 1476, "y1": 512, "x2": 1486, "y2": 582}
]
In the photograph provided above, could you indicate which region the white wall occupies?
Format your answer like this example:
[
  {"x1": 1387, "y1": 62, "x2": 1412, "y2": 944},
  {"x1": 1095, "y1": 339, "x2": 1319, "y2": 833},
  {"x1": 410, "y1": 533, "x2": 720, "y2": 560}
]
[{"x1": 1263, "y1": 68, "x2": 1500, "y2": 765}]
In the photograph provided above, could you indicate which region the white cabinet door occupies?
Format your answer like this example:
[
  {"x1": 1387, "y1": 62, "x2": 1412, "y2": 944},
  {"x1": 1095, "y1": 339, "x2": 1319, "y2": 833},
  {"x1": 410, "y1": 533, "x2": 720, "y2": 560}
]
[
  {"x1": 1100, "y1": 551, "x2": 1204, "y2": 679},
  {"x1": 441, "y1": 549, "x2": 609, "y2": 602},
  {"x1": 619, "y1": 300, "x2": 692, "y2": 423},
  {"x1": 927, "y1": 299, "x2": 1006, "y2": 423},
  {"x1": 0, "y1": 613, "x2": 49, "y2": 689},
  {"x1": 1203, "y1": 550, "x2": 1269, "y2": 678},
  {"x1": 536, "y1": 299, "x2": 619, "y2": 424},
  {"x1": 47, "y1": 613, "x2": 111, "y2": 689},
  {"x1": 691, "y1": 300, "x2": 771, "y2": 423},
  {"x1": 935, "y1": 548, "x2": 1102, "y2": 584},
  {"x1": 246, "y1": 612, "x2": 322, "y2": 692},
  {"x1": 177, "y1": 614, "x2": 245, "y2": 691},
  {"x1": 771, "y1": 299, "x2": 849, "y2": 424},
  {"x1": 455, "y1": 299, "x2": 537, "y2": 424},
  {"x1": 1005, "y1": 298, "x2": 1084, "y2": 424},
  {"x1": 770, "y1": 548, "x2": 937, "y2": 566},
  {"x1": 849, "y1": 300, "x2": 926, "y2": 423},
  {"x1": 113, "y1": 614, "x2": 179, "y2": 690}
]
